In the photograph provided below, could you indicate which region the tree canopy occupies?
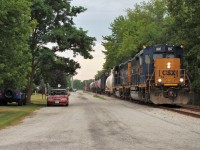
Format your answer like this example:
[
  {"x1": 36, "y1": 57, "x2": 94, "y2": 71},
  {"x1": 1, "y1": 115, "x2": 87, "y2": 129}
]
[
  {"x1": 26, "y1": 0, "x2": 96, "y2": 102},
  {"x1": 0, "y1": 0, "x2": 33, "y2": 88},
  {"x1": 0, "y1": 0, "x2": 96, "y2": 102},
  {"x1": 103, "y1": 0, "x2": 170, "y2": 70},
  {"x1": 167, "y1": 0, "x2": 200, "y2": 92}
]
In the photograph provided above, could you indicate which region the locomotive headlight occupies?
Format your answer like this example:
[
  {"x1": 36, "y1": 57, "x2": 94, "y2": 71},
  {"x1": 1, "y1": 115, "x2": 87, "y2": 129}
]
[
  {"x1": 158, "y1": 78, "x2": 162, "y2": 83},
  {"x1": 180, "y1": 78, "x2": 184, "y2": 82},
  {"x1": 167, "y1": 62, "x2": 171, "y2": 69}
]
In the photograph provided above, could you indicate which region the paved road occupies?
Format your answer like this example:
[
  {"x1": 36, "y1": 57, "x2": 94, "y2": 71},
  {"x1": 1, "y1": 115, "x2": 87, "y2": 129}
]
[{"x1": 0, "y1": 91, "x2": 200, "y2": 150}]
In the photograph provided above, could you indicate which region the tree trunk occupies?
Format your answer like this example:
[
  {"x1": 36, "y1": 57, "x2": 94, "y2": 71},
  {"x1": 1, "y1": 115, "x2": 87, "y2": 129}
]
[{"x1": 26, "y1": 57, "x2": 35, "y2": 104}]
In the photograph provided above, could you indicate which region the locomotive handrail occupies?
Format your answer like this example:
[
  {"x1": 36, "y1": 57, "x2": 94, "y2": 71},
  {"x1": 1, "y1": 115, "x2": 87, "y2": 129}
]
[
  {"x1": 148, "y1": 71, "x2": 155, "y2": 93},
  {"x1": 186, "y1": 73, "x2": 192, "y2": 90}
]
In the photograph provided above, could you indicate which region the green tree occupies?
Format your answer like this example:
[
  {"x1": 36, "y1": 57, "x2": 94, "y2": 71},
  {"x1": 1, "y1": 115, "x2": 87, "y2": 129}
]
[
  {"x1": 102, "y1": 16, "x2": 128, "y2": 70},
  {"x1": 0, "y1": 0, "x2": 33, "y2": 88},
  {"x1": 73, "y1": 80, "x2": 83, "y2": 90},
  {"x1": 82, "y1": 79, "x2": 94, "y2": 90},
  {"x1": 36, "y1": 47, "x2": 80, "y2": 88},
  {"x1": 27, "y1": 0, "x2": 96, "y2": 102},
  {"x1": 102, "y1": 0, "x2": 170, "y2": 70},
  {"x1": 95, "y1": 70, "x2": 107, "y2": 79},
  {"x1": 167, "y1": 0, "x2": 200, "y2": 92}
]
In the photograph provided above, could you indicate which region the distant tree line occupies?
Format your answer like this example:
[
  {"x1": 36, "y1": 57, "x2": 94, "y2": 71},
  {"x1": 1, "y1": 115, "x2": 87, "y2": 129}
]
[
  {"x1": 99, "y1": 0, "x2": 200, "y2": 92},
  {"x1": 0, "y1": 0, "x2": 96, "y2": 103}
]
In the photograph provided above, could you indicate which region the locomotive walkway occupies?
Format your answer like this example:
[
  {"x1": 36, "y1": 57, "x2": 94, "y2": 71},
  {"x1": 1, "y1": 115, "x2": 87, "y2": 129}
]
[{"x1": 0, "y1": 91, "x2": 200, "y2": 150}]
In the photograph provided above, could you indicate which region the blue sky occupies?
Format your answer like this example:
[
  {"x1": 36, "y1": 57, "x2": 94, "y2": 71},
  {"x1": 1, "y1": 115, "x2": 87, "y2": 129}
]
[{"x1": 64, "y1": 0, "x2": 149, "y2": 81}]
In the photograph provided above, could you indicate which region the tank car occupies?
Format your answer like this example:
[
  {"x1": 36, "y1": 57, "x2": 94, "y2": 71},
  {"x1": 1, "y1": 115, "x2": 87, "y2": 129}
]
[
  {"x1": 105, "y1": 69, "x2": 114, "y2": 96},
  {"x1": 112, "y1": 45, "x2": 191, "y2": 104},
  {"x1": 89, "y1": 82, "x2": 96, "y2": 92},
  {"x1": 96, "y1": 72, "x2": 110, "y2": 94}
]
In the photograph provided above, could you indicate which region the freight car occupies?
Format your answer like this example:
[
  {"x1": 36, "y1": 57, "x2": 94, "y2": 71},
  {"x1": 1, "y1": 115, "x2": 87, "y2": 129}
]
[
  {"x1": 105, "y1": 45, "x2": 191, "y2": 104},
  {"x1": 94, "y1": 72, "x2": 110, "y2": 94},
  {"x1": 89, "y1": 82, "x2": 96, "y2": 93},
  {"x1": 89, "y1": 73, "x2": 109, "y2": 94}
]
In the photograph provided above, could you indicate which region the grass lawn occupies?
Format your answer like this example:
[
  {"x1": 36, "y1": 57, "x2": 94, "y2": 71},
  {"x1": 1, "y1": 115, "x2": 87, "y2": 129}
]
[
  {"x1": 0, "y1": 94, "x2": 47, "y2": 130},
  {"x1": 93, "y1": 94, "x2": 106, "y2": 100}
]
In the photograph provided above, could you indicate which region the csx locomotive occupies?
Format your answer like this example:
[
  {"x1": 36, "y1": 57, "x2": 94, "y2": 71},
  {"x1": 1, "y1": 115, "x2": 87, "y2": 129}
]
[{"x1": 93, "y1": 45, "x2": 191, "y2": 104}]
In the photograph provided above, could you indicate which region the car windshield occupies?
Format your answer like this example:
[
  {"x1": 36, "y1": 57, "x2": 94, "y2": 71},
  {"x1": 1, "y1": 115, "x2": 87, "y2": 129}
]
[{"x1": 50, "y1": 89, "x2": 66, "y2": 95}]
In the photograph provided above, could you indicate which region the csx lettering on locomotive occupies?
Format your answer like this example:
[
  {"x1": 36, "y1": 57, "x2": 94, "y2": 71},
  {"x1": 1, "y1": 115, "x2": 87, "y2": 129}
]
[{"x1": 162, "y1": 70, "x2": 177, "y2": 76}]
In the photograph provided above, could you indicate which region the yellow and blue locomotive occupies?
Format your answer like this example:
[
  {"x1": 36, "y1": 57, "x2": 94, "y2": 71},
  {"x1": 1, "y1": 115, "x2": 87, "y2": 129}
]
[{"x1": 112, "y1": 45, "x2": 191, "y2": 104}]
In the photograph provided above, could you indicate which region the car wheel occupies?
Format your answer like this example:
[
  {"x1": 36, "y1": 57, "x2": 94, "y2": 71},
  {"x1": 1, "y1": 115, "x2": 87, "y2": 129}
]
[{"x1": 66, "y1": 102, "x2": 69, "y2": 106}]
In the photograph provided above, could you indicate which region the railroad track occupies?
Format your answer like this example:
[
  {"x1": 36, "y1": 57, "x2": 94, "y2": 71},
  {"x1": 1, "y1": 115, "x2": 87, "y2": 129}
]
[
  {"x1": 159, "y1": 105, "x2": 200, "y2": 118},
  {"x1": 119, "y1": 97, "x2": 200, "y2": 118},
  {"x1": 89, "y1": 92, "x2": 200, "y2": 118}
]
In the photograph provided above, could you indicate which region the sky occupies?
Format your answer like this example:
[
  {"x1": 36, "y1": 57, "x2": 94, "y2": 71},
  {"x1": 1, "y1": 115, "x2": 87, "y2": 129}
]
[{"x1": 60, "y1": 0, "x2": 148, "y2": 81}]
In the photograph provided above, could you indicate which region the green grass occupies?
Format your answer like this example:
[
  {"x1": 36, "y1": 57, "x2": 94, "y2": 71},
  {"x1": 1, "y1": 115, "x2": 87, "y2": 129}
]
[
  {"x1": 93, "y1": 94, "x2": 106, "y2": 100},
  {"x1": 0, "y1": 94, "x2": 46, "y2": 130}
]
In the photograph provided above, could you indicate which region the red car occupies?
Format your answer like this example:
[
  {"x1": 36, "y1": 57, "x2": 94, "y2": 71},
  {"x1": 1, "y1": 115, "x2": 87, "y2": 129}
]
[{"x1": 47, "y1": 89, "x2": 70, "y2": 106}]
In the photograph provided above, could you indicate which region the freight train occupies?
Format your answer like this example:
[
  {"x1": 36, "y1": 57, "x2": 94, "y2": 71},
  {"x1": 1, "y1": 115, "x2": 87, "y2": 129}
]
[{"x1": 91, "y1": 45, "x2": 191, "y2": 104}]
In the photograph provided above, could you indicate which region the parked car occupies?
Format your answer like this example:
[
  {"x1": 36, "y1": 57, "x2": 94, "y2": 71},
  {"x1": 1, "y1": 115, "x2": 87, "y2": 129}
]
[
  {"x1": 0, "y1": 88, "x2": 26, "y2": 106},
  {"x1": 47, "y1": 89, "x2": 70, "y2": 106}
]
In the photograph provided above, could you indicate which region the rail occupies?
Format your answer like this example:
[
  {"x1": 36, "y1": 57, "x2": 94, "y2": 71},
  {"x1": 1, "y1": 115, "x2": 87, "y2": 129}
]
[{"x1": 159, "y1": 105, "x2": 200, "y2": 118}]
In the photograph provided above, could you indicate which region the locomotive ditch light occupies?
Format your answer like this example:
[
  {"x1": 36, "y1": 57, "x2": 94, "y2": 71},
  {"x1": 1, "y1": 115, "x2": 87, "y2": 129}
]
[
  {"x1": 158, "y1": 78, "x2": 162, "y2": 83},
  {"x1": 180, "y1": 78, "x2": 184, "y2": 82}
]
